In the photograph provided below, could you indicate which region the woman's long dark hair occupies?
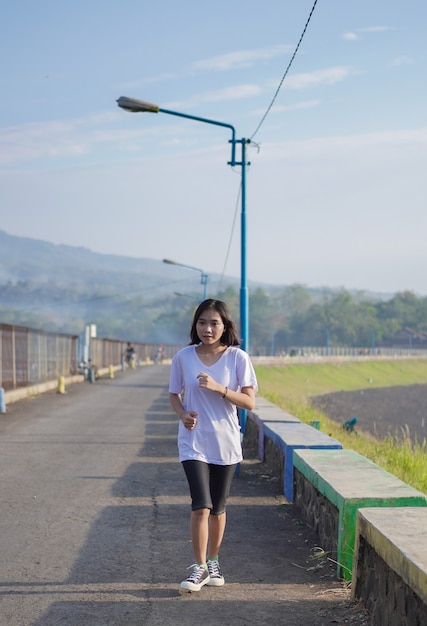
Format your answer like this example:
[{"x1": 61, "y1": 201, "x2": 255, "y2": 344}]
[{"x1": 189, "y1": 299, "x2": 241, "y2": 346}]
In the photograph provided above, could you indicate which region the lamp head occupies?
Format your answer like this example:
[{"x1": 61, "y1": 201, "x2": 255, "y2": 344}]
[
  {"x1": 117, "y1": 96, "x2": 160, "y2": 113},
  {"x1": 163, "y1": 258, "x2": 176, "y2": 265}
]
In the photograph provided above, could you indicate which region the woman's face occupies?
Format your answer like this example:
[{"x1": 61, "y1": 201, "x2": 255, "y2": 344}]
[{"x1": 196, "y1": 308, "x2": 225, "y2": 346}]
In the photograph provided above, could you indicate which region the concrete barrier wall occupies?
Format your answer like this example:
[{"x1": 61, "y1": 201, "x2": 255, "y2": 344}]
[
  {"x1": 246, "y1": 398, "x2": 427, "y2": 624},
  {"x1": 352, "y1": 507, "x2": 427, "y2": 626},
  {"x1": 2, "y1": 362, "x2": 143, "y2": 407},
  {"x1": 3, "y1": 374, "x2": 84, "y2": 404}
]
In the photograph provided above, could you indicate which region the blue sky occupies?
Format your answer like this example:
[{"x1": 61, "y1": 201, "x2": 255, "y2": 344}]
[{"x1": 1, "y1": 0, "x2": 427, "y2": 296}]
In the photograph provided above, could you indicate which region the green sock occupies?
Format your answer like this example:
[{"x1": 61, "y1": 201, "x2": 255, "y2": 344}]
[{"x1": 207, "y1": 556, "x2": 218, "y2": 561}]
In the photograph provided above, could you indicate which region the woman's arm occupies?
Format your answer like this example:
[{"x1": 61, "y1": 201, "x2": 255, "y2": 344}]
[
  {"x1": 222, "y1": 385, "x2": 256, "y2": 411},
  {"x1": 169, "y1": 392, "x2": 198, "y2": 429},
  {"x1": 196, "y1": 372, "x2": 256, "y2": 411}
]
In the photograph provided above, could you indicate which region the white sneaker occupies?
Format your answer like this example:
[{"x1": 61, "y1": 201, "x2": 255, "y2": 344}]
[
  {"x1": 207, "y1": 559, "x2": 225, "y2": 586},
  {"x1": 180, "y1": 564, "x2": 210, "y2": 591}
]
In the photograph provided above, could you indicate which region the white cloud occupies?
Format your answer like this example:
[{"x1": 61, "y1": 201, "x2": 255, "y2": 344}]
[
  {"x1": 0, "y1": 120, "x2": 85, "y2": 165},
  {"x1": 281, "y1": 67, "x2": 357, "y2": 90},
  {"x1": 342, "y1": 32, "x2": 359, "y2": 41},
  {"x1": 198, "y1": 84, "x2": 262, "y2": 102},
  {"x1": 165, "y1": 84, "x2": 262, "y2": 109},
  {"x1": 343, "y1": 26, "x2": 395, "y2": 42},
  {"x1": 118, "y1": 44, "x2": 293, "y2": 91},
  {"x1": 389, "y1": 56, "x2": 414, "y2": 67},
  {"x1": 190, "y1": 44, "x2": 293, "y2": 72},
  {"x1": 0, "y1": 114, "x2": 153, "y2": 166},
  {"x1": 118, "y1": 65, "x2": 352, "y2": 119},
  {"x1": 251, "y1": 100, "x2": 320, "y2": 116}
]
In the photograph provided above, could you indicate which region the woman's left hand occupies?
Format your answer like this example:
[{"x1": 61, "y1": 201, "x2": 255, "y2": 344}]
[{"x1": 197, "y1": 371, "x2": 221, "y2": 394}]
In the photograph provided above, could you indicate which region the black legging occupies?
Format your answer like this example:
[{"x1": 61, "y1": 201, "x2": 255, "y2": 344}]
[{"x1": 182, "y1": 460, "x2": 237, "y2": 515}]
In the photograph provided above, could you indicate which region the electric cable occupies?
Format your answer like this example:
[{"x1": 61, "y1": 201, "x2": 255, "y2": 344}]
[
  {"x1": 250, "y1": 0, "x2": 319, "y2": 141},
  {"x1": 217, "y1": 2, "x2": 319, "y2": 288},
  {"x1": 218, "y1": 181, "x2": 241, "y2": 292}
]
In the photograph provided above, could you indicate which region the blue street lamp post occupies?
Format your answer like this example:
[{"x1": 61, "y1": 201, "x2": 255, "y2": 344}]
[
  {"x1": 163, "y1": 258, "x2": 208, "y2": 301},
  {"x1": 116, "y1": 96, "x2": 250, "y2": 355}
]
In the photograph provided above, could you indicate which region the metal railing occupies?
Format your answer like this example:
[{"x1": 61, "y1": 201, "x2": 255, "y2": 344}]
[
  {"x1": 0, "y1": 323, "x2": 79, "y2": 391},
  {"x1": 0, "y1": 322, "x2": 182, "y2": 392}
]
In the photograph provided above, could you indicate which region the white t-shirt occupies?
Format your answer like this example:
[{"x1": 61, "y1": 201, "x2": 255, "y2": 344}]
[{"x1": 169, "y1": 345, "x2": 258, "y2": 465}]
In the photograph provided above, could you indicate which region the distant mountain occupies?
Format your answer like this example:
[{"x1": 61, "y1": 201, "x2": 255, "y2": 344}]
[
  {"x1": 0, "y1": 229, "x2": 243, "y2": 339},
  {"x1": 0, "y1": 229, "x2": 178, "y2": 291},
  {"x1": 0, "y1": 229, "x2": 394, "y2": 300},
  {"x1": 0, "y1": 229, "x2": 397, "y2": 343}
]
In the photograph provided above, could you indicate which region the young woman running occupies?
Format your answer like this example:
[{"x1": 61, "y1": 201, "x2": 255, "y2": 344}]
[{"x1": 169, "y1": 299, "x2": 258, "y2": 591}]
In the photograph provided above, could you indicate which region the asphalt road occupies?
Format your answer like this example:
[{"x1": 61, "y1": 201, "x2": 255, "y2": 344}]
[{"x1": 0, "y1": 366, "x2": 371, "y2": 626}]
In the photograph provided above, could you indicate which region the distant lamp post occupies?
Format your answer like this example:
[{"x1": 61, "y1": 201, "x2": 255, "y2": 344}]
[
  {"x1": 326, "y1": 329, "x2": 331, "y2": 356},
  {"x1": 174, "y1": 291, "x2": 196, "y2": 299},
  {"x1": 174, "y1": 291, "x2": 198, "y2": 306},
  {"x1": 116, "y1": 96, "x2": 250, "y2": 354},
  {"x1": 164, "y1": 258, "x2": 208, "y2": 301}
]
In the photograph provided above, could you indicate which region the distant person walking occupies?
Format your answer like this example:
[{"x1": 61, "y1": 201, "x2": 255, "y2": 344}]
[
  {"x1": 125, "y1": 342, "x2": 135, "y2": 366},
  {"x1": 169, "y1": 299, "x2": 258, "y2": 591},
  {"x1": 154, "y1": 344, "x2": 164, "y2": 364}
]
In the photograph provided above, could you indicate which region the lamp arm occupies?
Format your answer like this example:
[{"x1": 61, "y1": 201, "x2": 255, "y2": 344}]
[{"x1": 159, "y1": 108, "x2": 236, "y2": 165}]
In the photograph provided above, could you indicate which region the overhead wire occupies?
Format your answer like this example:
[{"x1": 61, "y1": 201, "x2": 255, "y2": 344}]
[
  {"x1": 249, "y1": 0, "x2": 319, "y2": 141},
  {"x1": 217, "y1": 181, "x2": 241, "y2": 292},
  {"x1": 217, "y1": 0, "x2": 319, "y2": 285}
]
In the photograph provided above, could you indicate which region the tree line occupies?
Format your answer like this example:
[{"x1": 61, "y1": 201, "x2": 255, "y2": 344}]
[
  {"x1": 151, "y1": 285, "x2": 427, "y2": 355},
  {"x1": 1, "y1": 280, "x2": 427, "y2": 355}
]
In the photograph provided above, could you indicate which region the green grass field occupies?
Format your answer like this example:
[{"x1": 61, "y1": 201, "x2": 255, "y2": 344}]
[{"x1": 254, "y1": 358, "x2": 427, "y2": 494}]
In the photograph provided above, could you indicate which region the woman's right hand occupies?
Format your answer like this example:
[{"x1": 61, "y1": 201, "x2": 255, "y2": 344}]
[{"x1": 180, "y1": 411, "x2": 198, "y2": 430}]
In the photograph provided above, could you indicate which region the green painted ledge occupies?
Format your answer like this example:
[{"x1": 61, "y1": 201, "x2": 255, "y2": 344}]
[
  {"x1": 353, "y1": 507, "x2": 427, "y2": 605},
  {"x1": 293, "y1": 449, "x2": 427, "y2": 579}
]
